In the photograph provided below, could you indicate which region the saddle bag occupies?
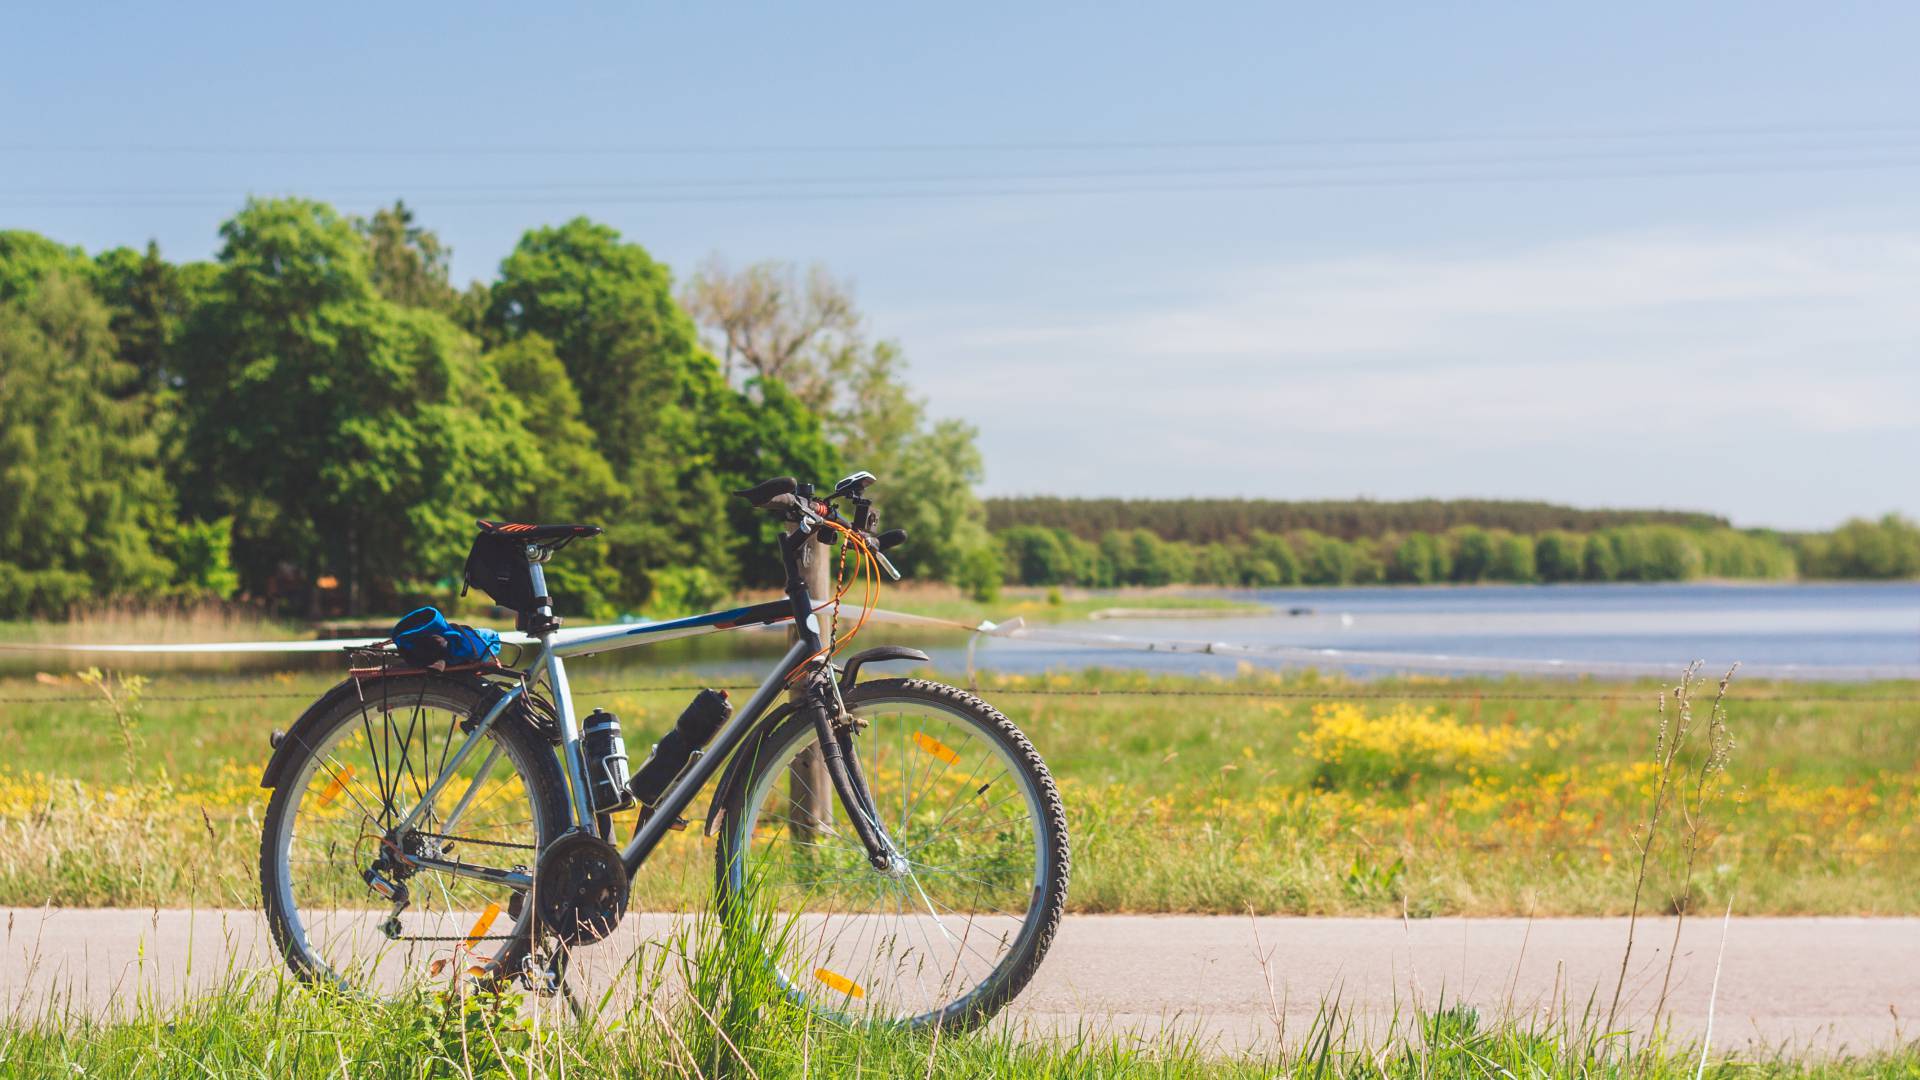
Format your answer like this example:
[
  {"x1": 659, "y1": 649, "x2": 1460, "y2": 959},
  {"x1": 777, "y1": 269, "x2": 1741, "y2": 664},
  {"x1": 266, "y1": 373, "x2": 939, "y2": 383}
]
[{"x1": 463, "y1": 532, "x2": 541, "y2": 614}]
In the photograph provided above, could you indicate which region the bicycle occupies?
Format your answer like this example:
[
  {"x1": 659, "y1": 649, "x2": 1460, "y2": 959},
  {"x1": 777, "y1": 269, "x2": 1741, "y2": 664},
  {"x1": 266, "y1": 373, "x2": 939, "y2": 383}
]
[{"x1": 256, "y1": 471, "x2": 1069, "y2": 1031}]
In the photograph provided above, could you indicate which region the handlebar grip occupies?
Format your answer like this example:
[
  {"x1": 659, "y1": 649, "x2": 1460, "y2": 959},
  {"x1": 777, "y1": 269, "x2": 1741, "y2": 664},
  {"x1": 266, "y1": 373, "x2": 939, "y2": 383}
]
[
  {"x1": 876, "y1": 528, "x2": 907, "y2": 551},
  {"x1": 758, "y1": 493, "x2": 803, "y2": 516},
  {"x1": 732, "y1": 476, "x2": 798, "y2": 507}
]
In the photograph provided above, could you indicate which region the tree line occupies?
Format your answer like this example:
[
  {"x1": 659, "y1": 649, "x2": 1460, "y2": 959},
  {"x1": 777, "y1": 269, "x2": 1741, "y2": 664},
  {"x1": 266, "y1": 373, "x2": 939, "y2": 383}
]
[
  {"x1": 986, "y1": 496, "x2": 1729, "y2": 543},
  {"x1": 993, "y1": 515, "x2": 1920, "y2": 587},
  {"x1": 0, "y1": 200, "x2": 997, "y2": 620}
]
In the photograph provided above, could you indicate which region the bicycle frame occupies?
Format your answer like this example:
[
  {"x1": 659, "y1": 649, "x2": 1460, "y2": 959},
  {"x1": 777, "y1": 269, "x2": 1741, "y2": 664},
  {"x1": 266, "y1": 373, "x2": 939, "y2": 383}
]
[{"x1": 393, "y1": 548, "x2": 830, "y2": 885}]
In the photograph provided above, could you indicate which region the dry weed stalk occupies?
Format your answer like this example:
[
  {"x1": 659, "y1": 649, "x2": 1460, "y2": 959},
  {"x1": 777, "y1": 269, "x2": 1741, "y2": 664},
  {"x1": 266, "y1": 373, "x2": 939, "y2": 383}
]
[
  {"x1": 1604, "y1": 660, "x2": 1740, "y2": 1054},
  {"x1": 76, "y1": 666, "x2": 148, "y2": 782}
]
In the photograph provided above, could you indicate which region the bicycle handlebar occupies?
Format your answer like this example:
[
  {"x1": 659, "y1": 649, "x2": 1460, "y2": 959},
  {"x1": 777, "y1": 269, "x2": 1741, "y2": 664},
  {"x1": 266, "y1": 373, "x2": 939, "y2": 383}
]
[{"x1": 733, "y1": 474, "x2": 905, "y2": 580}]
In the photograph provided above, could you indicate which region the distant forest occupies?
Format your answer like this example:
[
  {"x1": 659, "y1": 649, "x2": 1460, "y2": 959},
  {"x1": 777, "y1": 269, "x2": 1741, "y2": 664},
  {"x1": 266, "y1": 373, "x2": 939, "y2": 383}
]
[
  {"x1": 986, "y1": 497, "x2": 1729, "y2": 544},
  {"x1": 984, "y1": 498, "x2": 1919, "y2": 589}
]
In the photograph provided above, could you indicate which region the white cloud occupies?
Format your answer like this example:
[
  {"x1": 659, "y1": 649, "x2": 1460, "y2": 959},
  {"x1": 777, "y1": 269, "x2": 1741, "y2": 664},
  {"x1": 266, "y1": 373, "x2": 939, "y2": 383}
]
[{"x1": 892, "y1": 225, "x2": 1920, "y2": 526}]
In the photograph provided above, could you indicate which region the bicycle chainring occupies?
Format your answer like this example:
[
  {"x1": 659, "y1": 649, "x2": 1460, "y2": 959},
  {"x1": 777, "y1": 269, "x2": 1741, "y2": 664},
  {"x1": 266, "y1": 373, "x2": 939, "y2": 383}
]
[{"x1": 533, "y1": 830, "x2": 629, "y2": 946}]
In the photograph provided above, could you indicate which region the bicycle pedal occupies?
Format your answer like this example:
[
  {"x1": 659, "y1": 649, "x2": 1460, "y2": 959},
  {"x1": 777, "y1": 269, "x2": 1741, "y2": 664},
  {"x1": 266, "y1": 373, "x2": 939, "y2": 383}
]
[{"x1": 666, "y1": 816, "x2": 689, "y2": 831}]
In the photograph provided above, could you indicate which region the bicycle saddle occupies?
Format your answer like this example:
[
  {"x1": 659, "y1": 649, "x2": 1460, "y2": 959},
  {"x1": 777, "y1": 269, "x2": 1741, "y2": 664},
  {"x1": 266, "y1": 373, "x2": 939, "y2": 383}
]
[{"x1": 474, "y1": 520, "x2": 604, "y2": 541}]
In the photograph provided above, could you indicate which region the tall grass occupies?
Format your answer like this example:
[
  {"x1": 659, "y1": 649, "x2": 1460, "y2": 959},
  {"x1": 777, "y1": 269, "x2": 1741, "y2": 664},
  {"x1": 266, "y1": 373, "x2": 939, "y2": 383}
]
[{"x1": 1, "y1": 665, "x2": 1915, "y2": 913}]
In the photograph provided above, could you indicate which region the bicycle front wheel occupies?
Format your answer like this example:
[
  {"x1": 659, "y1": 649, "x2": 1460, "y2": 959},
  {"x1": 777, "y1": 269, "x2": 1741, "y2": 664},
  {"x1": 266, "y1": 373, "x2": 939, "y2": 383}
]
[{"x1": 715, "y1": 678, "x2": 1069, "y2": 1031}]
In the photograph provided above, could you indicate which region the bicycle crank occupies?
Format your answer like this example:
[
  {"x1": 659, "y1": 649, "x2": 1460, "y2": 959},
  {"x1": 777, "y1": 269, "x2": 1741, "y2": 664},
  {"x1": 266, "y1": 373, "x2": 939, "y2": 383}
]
[{"x1": 533, "y1": 830, "x2": 629, "y2": 946}]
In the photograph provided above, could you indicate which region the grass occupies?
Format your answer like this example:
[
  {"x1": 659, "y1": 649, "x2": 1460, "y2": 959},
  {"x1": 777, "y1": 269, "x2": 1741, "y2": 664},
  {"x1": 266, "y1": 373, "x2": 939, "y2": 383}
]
[
  {"x1": 6, "y1": 984, "x2": 1916, "y2": 1079},
  {"x1": 0, "y1": 662, "x2": 1913, "y2": 915},
  {"x1": 1, "y1": 897, "x2": 1914, "y2": 1079}
]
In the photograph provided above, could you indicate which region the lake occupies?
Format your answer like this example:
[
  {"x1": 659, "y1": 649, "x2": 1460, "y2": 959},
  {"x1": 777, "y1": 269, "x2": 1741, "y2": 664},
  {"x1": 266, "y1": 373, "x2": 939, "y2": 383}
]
[
  {"x1": 944, "y1": 582, "x2": 1920, "y2": 681},
  {"x1": 8, "y1": 583, "x2": 1917, "y2": 682}
]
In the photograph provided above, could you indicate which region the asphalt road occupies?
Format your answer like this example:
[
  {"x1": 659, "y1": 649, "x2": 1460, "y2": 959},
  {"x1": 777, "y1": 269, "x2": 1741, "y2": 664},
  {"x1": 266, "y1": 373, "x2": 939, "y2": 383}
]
[{"x1": 3, "y1": 909, "x2": 1914, "y2": 1052}]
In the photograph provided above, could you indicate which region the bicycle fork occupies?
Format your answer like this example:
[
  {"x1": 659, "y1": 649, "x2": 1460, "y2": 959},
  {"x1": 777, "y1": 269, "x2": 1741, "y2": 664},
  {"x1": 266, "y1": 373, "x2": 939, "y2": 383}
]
[{"x1": 801, "y1": 686, "x2": 910, "y2": 876}]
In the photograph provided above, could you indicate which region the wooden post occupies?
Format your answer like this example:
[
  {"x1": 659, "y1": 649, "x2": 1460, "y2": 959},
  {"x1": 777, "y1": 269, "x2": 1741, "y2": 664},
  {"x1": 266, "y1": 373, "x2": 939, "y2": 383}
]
[{"x1": 787, "y1": 522, "x2": 834, "y2": 840}]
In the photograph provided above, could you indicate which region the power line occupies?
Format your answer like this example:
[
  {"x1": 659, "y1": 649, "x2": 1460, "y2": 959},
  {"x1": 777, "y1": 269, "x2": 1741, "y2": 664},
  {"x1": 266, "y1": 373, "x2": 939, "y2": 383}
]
[
  {"x1": 8, "y1": 154, "x2": 1920, "y2": 211},
  {"x1": 10, "y1": 137, "x2": 1920, "y2": 201},
  {"x1": 7, "y1": 121, "x2": 1920, "y2": 157}
]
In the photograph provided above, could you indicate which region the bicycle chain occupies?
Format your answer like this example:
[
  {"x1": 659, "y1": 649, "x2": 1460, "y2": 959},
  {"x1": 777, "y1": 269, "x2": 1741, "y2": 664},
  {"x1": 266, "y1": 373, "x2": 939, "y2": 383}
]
[{"x1": 411, "y1": 830, "x2": 537, "y2": 852}]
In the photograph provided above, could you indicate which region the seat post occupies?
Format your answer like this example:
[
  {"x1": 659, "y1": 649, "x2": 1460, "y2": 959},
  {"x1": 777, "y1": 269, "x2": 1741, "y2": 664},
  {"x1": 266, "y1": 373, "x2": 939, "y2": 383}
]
[{"x1": 520, "y1": 545, "x2": 562, "y2": 636}]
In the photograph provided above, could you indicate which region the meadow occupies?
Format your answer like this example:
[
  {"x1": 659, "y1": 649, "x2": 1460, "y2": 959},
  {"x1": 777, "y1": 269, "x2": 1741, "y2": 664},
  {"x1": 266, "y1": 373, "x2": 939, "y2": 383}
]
[{"x1": 0, "y1": 661, "x2": 1911, "y2": 917}]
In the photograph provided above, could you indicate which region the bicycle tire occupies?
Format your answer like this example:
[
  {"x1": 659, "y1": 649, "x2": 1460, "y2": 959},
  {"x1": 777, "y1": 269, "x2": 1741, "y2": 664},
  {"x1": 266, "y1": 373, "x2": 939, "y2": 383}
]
[
  {"x1": 714, "y1": 678, "x2": 1069, "y2": 1031},
  {"x1": 260, "y1": 674, "x2": 571, "y2": 990}
]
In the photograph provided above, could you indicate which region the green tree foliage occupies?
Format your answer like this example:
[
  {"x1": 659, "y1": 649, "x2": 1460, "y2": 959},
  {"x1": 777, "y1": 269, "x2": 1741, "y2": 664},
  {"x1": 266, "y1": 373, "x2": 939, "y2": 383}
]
[
  {"x1": 176, "y1": 198, "x2": 528, "y2": 614},
  {"x1": 0, "y1": 231, "x2": 91, "y2": 302},
  {"x1": 1533, "y1": 531, "x2": 1584, "y2": 582},
  {"x1": 1299, "y1": 531, "x2": 1358, "y2": 586},
  {"x1": 357, "y1": 200, "x2": 458, "y2": 312},
  {"x1": 997, "y1": 526, "x2": 1077, "y2": 586},
  {"x1": 883, "y1": 419, "x2": 994, "y2": 588},
  {"x1": 1387, "y1": 532, "x2": 1445, "y2": 584},
  {"x1": 706, "y1": 377, "x2": 843, "y2": 589},
  {"x1": 0, "y1": 274, "x2": 176, "y2": 615},
  {"x1": 488, "y1": 219, "x2": 733, "y2": 602},
  {"x1": 1487, "y1": 531, "x2": 1536, "y2": 583},
  {"x1": 6, "y1": 207, "x2": 1907, "y2": 625},
  {"x1": 986, "y1": 496, "x2": 1729, "y2": 542},
  {"x1": 1798, "y1": 515, "x2": 1920, "y2": 579},
  {"x1": 90, "y1": 242, "x2": 213, "y2": 399},
  {"x1": 485, "y1": 334, "x2": 625, "y2": 617},
  {"x1": 1449, "y1": 527, "x2": 1494, "y2": 583},
  {"x1": 1582, "y1": 532, "x2": 1619, "y2": 582},
  {"x1": 1243, "y1": 532, "x2": 1301, "y2": 586}
]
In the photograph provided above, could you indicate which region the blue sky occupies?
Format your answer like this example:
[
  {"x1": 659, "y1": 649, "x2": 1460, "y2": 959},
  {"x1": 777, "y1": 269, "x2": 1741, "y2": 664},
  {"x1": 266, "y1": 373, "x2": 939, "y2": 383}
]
[{"x1": 5, "y1": 3, "x2": 1917, "y2": 530}]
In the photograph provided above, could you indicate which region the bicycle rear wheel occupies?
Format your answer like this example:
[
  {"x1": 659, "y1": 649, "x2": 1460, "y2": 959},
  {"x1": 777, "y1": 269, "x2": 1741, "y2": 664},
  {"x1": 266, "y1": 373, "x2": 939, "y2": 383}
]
[
  {"x1": 259, "y1": 675, "x2": 570, "y2": 991},
  {"x1": 715, "y1": 678, "x2": 1069, "y2": 1031}
]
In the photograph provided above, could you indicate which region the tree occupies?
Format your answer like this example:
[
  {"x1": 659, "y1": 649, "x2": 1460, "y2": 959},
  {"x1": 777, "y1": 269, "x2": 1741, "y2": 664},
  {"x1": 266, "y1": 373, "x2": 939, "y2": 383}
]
[
  {"x1": 0, "y1": 273, "x2": 175, "y2": 615},
  {"x1": 1298, "y1": 531, "x2": 1357, "y2": 585},
  {"x1": 1534, "y1": 531, "x2": 1584, "y2": 582},
  {"x1": 1449, "y1": 527, "x2": 1494, "y2": 583},
  {"x1": 996, "y1": 526, "x2": 1074, "y2": 586},
  {"x1": 1639, "y1": 527, "x2": 1704, "y2": 581},
  {"x1": 486, "y1": 334, "x2": 625, "y2": 616},
  {"x1": 682, "y1": 259, "x2": 997, "y2": 590},
  {"x1": 358, "y1": 200, "x2": 457, "y2": 312},
  {"x1": 0, "y1": 231, "x2": 90, "y2": 303},
  {"x1": 1387, "y1": 532, "x2": 1444, "y2": 584},
  {"x1": 1800, "y1": 515, "x2": 1920, "y2": 579},
  {"x1": 489, "y1": 219, "x2": 708, "y2": 474},
  {"x1": 1583, "y1": 532, "x2": 1619, "y2": 581},
  {"x1": 1487, "y1": 531, "x2": 1537, "y2": 582},
  {"x1": 705, "y1": 376, "x2": 844, "y2": 589},
  {"x1": 488, "y1": 219, "x2": 733, "y2": 601},
  {"x1": 681, "y1": 258, "x2": 860, "y2": 401},
  {"x1": 1245, "y1": 532, "x2": 1300, "y2": 586},
  {"x1": 90, "y1": 242, "x2": 198, "y2": 395},
  {"x1": 882, "y1": 419, "x2": 994, "y2": 586},
  {"x1": 177, "y1": 198, "x2": 529, "y2": 614}
]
